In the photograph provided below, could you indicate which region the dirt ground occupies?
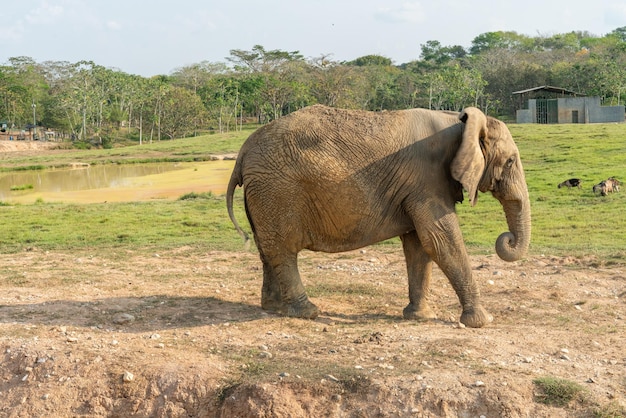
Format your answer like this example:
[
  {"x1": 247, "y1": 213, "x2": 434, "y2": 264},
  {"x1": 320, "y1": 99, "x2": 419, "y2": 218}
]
[
  {"x1": 0, "y1": 138, "x2": 64, "y2": 159},
  {"x1": 0, "y1": 141, "x2": 624, "y2": 417}
]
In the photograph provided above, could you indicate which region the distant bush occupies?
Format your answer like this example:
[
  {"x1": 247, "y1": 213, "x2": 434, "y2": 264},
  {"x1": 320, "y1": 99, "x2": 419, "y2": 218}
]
[
  {"x1": 10, "y1": 184, "x2": 34, "y2": 191},
  {"x1": 178, "y1": 191, "x2": 214, "y2": 200}
]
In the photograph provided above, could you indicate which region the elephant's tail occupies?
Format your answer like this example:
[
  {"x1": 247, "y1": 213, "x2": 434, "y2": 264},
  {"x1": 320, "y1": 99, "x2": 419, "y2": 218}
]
[{"x1": 226, "y1": 161, "x2": 251, "y2": 249}]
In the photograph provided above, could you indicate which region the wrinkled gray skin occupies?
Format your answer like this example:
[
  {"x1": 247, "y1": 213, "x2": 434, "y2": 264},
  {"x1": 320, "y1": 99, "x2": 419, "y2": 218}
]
[{"x1": 226, "y1": 105, "x2": 531, "y2": 328}]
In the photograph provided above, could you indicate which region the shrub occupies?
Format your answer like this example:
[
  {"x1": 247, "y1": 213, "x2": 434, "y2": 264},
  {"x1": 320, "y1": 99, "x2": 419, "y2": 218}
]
[
  {"x1": 178, "y1": 191, "x2": 214, "y2": 200},
  {"x1": 533, "y1": 376, "x2": 586, "y2": 407}
]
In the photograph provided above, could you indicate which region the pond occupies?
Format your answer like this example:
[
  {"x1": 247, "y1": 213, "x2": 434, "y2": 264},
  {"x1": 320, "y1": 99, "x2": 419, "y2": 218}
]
[{"x1": 0, "y1": 161, "x2": 235, "y2": 204}]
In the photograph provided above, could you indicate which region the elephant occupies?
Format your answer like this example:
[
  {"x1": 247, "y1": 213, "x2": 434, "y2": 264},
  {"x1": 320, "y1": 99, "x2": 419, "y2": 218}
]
[{"x1": 226, "y1": 105, "x2": 531, "y2": 328}]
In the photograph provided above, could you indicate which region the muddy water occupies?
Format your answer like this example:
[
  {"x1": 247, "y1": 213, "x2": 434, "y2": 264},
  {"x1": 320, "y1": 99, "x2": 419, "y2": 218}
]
[{"x1": 0, "y1": 161, "x2": 235, "y2": 204}]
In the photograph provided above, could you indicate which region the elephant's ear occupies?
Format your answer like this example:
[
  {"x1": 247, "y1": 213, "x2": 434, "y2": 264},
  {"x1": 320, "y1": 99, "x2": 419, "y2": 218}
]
[{"x1": 451, "y1": 107, "x2": 487, "y2": 207}]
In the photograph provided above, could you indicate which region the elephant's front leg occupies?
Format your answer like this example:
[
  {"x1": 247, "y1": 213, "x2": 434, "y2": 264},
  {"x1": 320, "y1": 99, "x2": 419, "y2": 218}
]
[
  {"x1": 400, "y1": 231, "x2": 437, "y2": 321},
  {"x1": 418, "y1": 213, "x2": 493, "y2": 328},
  {"x1": 259, "y1": 250, "x2": 319, "y2": 319}
]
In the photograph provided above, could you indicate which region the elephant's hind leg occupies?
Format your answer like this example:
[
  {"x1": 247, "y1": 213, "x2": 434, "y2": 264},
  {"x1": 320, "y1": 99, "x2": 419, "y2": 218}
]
[
  {"x1": 260, "y1": 258, "x2": 282, "y2": 312},
  {"x1": 260, "y1": 250, "x2": 319, "y2": 319},
  {"x1": 400, "y1": 232, "x2": 437, "y2": 321}
]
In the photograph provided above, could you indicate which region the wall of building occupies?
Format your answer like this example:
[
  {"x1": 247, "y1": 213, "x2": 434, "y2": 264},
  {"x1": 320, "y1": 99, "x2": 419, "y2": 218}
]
[
  {"x1": 557, "y1": 97, "x2": 593, "y2": 123},
  {"x1": 588, "y1": 104, "x2": 625, "y2": 123},
  {"x1": 516, "y1": 99, "x2": 537, "y2": 123},
  {"x1": 517, "y1": 97, "x2": 624, "y2": 124},
  {"x1": 516, "y1": 109, "x2": 533, "y2": 123}
]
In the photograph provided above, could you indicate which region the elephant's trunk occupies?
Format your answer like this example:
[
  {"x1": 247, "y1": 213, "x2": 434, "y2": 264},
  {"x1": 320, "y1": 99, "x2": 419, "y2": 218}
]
[{"x1": 495, "y1": 197, "x2": 531, "y2": 262}]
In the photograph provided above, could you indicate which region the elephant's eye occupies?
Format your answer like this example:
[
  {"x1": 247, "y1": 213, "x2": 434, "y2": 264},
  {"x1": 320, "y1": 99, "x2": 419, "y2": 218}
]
[{"x1": 505, "y1": 157, "x2": 515, "y2": 168}]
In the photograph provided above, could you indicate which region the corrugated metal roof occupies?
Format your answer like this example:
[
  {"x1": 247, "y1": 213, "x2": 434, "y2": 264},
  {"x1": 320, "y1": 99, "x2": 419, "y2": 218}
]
[{"x1": 512, "y1": 85, "x2": 584, "y2": 96}]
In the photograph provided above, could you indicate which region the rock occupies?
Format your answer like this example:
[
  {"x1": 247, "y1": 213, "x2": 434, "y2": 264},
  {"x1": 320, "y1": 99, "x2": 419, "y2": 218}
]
[
  {"x1": 112, "y1": 313, "x2": 135, "y2": 325},
  {"x1": 259, "y1": 351, "x2": 273, "y2": 359},
  {"x1": 325, "y1": 374, "x2": 339, "y2": 382},
  {"x1": 123, "y1": 371, "x2": 134, "y2": 382}
]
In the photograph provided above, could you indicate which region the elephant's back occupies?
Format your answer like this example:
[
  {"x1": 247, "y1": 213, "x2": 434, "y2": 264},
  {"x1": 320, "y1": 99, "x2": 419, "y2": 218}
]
[
  {"x1": 282, "y1": 105, "x2": 407, "y2": 145},
  {"x1": 236, "y1": 105, "x2": 460, "y2": 181},
  {"x1": 243, "y1": 106, "x2": 410, "y2": 168}
]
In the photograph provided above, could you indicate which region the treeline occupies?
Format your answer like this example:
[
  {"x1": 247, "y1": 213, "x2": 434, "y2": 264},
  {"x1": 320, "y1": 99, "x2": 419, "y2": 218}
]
[{"x1": 1, "y1": 28, "x2": 626, "y2": 144}]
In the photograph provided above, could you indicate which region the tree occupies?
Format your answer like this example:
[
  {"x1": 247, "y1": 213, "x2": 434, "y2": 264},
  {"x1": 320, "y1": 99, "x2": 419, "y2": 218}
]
[
  {"x1": 470, "y1": 48, "x2": 547, "y2": 116},
  {"x1": 308, "y1": 55, "x2": 361, "y2": 108},
  {"x1": 227, "y1": 45, "x2": 303, "y2": 73},
  {"x1": 1, "y1": 57, "x2": 49, "y2": 132},
  {"x1": 228, "y1": 45, "x2": 306, "y2": 120},
  {"x1": 420, "y1": 41, "x2": 467, "y2": 64},
  {"x1": 199, "y1": 75, "x2": 242, "y2": 132},
  {"x1": 469, "y1": 31, "x2": 527, "y2": 55},
  {"x1": 345, "y1": 55, "x2": 405, "y2": 110},
  {"x1": 610, "y1": 26, "x2": 626, "y2": 42},
  {"x1": 347, "y1": 55, "x2": 393, "y2": 67},
  {"x1": 159, "y1": 86, "x2": 206, "y2": 139},
  {"x1": 4, "y1": 27, "x2": 626, "y2": 135},
  {"x1": 0, "y1": 65, "x2": 27, "y2": 129}
]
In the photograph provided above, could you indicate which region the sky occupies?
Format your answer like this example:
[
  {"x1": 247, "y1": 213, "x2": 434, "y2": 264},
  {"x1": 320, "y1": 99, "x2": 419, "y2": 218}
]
[{"x1": 1, "y1": 0, "x2": 626, "y2": 77}]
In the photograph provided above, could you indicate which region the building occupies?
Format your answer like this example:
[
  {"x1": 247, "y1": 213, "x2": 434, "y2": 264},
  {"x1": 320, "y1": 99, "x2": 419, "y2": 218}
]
[{"x1": 513, "y1": 86, "x2": 625, "y2": 124}]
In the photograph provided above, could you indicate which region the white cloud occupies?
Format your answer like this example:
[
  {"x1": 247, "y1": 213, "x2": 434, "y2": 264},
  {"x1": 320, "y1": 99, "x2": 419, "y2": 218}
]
[
  {"x1": 25, "y1": 0, "x2": 65, "y2": 25},
  {"x1": 0, "y1": 18, "x2": 26, "y2": 42},
  {"x1": 376, "y1": 2, "x2": 425, "y2": 24},
  {"x1": 106, "y1": 20, "x2": 122, "y2": 31}
]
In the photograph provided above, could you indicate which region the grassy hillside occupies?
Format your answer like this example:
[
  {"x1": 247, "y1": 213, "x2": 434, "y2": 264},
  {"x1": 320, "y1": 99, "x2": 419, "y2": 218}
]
[{"x1": 0, "y1": 122, "x2": 624, "y2": 261}]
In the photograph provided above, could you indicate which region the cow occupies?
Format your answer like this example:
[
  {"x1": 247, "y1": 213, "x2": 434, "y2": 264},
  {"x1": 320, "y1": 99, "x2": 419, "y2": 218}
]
[
  {"x1": 557, "y1": 178, "x2": 582, "y2": 189},
  {"x1": 593, "y1": 177, "x2": 620, "y2": 196},
  {"x1": 606, "y1": 177, "x2": 620, "y2": 192},
  {"x1": 593, "y1": 181, "x2": 608, "y2": 196}
]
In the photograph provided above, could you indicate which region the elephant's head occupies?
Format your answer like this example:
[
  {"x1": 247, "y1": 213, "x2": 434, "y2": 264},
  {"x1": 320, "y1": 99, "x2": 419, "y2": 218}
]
[{"x1": 451, "y1": 107, "x2": 531, "y2": 262}]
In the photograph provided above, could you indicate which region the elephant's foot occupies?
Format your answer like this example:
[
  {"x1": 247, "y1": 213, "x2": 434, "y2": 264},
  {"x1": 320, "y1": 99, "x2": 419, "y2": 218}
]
[
  {"x1": 284, "y1": 295, "x2": 320, "y2": 319},
  {"x1": 261, "y1": 291, "x2": 282, "y2": 312},
  {"x1": 460, "y1": 306, "x2": 493, "y2": 328},
  {"x1": 403, "y1": 303, "x2": 436, "y2": 321}
]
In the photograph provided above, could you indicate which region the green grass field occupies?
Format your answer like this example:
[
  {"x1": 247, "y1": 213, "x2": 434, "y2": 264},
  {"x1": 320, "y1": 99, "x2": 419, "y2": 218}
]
[{"x1": 0, "y1": 122, "x2": 624, "y2": 262}]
